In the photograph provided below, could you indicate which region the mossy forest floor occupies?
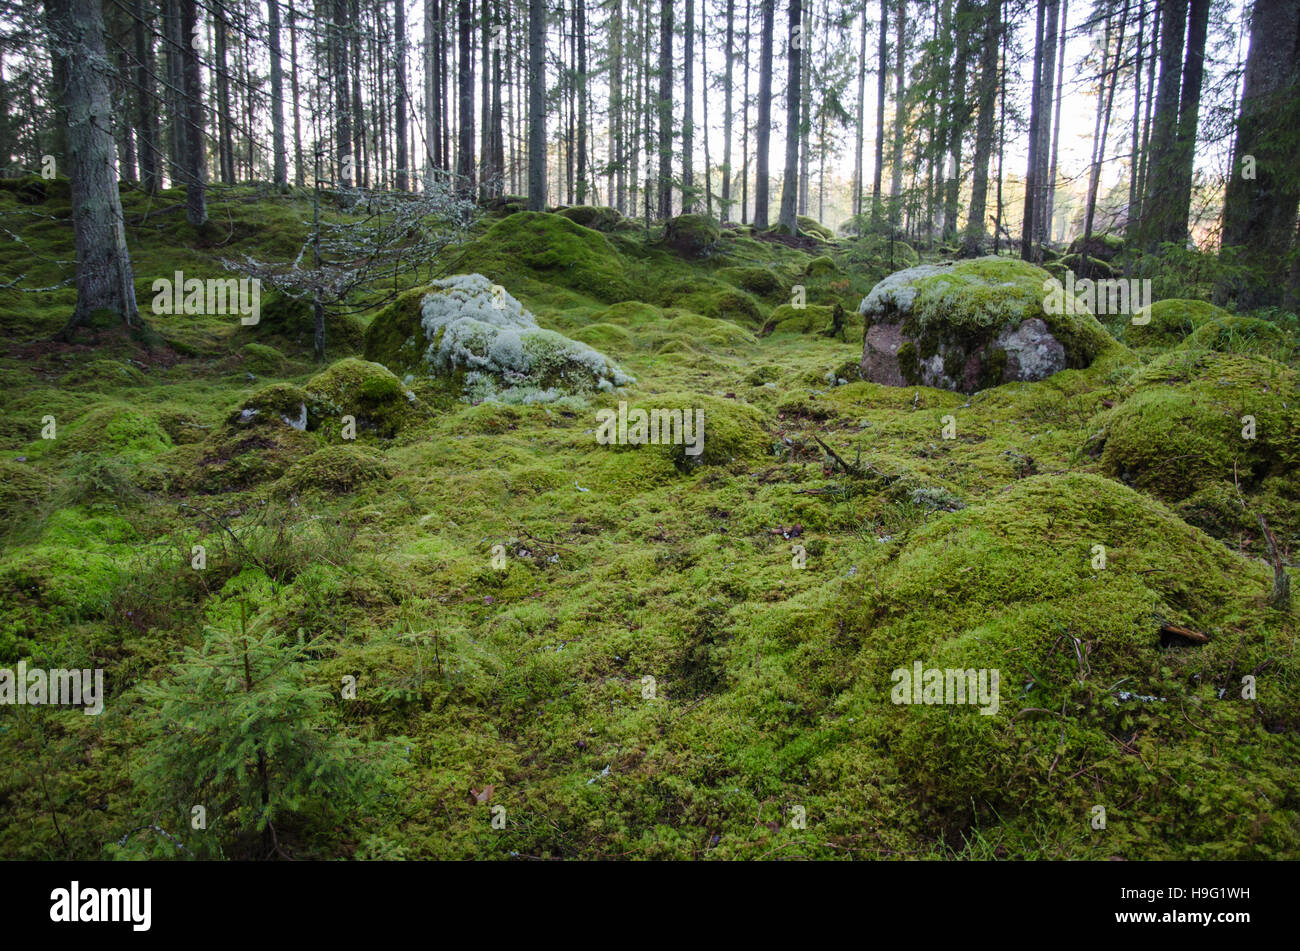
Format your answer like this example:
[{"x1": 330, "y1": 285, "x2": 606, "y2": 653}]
[{"x1": 1, "y1": 183, "x2": 1297, "y2": 860}]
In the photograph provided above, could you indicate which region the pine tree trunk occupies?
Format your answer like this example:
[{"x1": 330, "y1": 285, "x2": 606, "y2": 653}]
[
  {"x1": 132, "y1": 0, "x2": 161, "y2": 195},
  {"x1": 722, "y1": 0, "x2": 735, "y2": 222},
  {"x1": 963, "y1": 0, "x2": 1000, "y2": 255},
  {"x1": 180, "y1": 0, "x2": 206, "y2": 224},
  {"x1": 43, "y1": 0, "x2": 141, "y2": 334},
  {"x1": 527, "y1": 0, "x2": 546, "y2": 210},
  {"x1": 657, "y1": 0, "x2": 674, "y2": 218},
  {"x1": 754, "y1": 0, "x2": 775, "y2": 228},
  {"x1": 1044, "y1": 0, "x2": 1068, "y2": 242},
  {"x1": 1219, "y1": 0, "x2": 1300, "y2": 307},
  {"x1": 888, "y1": 0, "x2": 906, "y2": 229},
  {"x1": 1020, "y1": 0, "x2": 1045, "y2": 260},
  {"x1": 682, "y1": 0, "x2": 695, "y2": 211},
  {"x1": 267, "y1": 0, "x2": 287, "y2": 189},
  {"x1": 871, "y1": 0, "x2": 887, "y2": 226},
  {"x1": 777, "y1": 0, "x2": 800, "y2": 233}
]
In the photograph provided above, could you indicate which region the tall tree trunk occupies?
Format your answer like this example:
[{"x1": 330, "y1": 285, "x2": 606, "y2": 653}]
[
  {"x1": 853, "y1": 6, "x2": 867, "y2": 221},
  {"x1": 1020, "y1": 0, "x2": 1046, "y2": 260},
  {"x1": 1044, "y1": 0, "x2": 1067, "y2": 241},
  {"x1": 777, "y1": 0, "x2": 800, "y2": 232},
  {"x1": 963, "y1": 0, "x2": 1000, "y2": 254},
  {"x1": 289, "y1": 2, "x2": 304, "y2": 187},
  {"x1": 682, "y1": 0, "x2": 695, "y2": 210},
  {"x1": 943, "y1": 0, "x2": 975, "y2": 242},
  {"x1": 701, "y1": 0, "x2": 713, "y2": 216},
  {"x1": 657, "y1": 0, "x2": 674, "y2": 218},
  {"x1": 871, "y1": 0, "x2": 887, "y2": 226},
  {"x1": 1032, "y1": 0, "x2": 1058, "y2": 247},
  {"x1": 1082, "y1": 3, "x2": 1126, "y2": 274},
  {"x1": 754, "y1": 0, "x2": 775, "y2": 228},
  {"x1": 1167, "y1": 0, "x2": 1209, "y2": 242},
  {"x1": 395, "y1": 0, "x2": 409, "y2": 190},
  {"x1": 44, "y1": 0, "x2": 141, "y2": 334},
  {"x1": 1141, "y1": 0, "x2": 1187, "y2": 248},
  {"x1": 527, "y1": 0, "x2": 546, "y2": 209},
  {"x1": 267, "y1": 0, "x2": 288, "y2": 189},
  {"x1": 888, "y1": 0, "x2": 906, "y2": 229},
  {"x1": 722, "y1": 0, "x2": 735, "y2": 222},
  {"x1": 742, "y1": 0, "x2": 752, "y2": 222},
  {"x1": 132, "y1": 0, "x2": 161, "y2": 195},
  {"x1": 333, "y1": 0, "x2": 353, "y2": 191},
  {"x1": 214, "y1": 2, "x2": 235, "y2": 184},
  {"x1": 1219, "y1": 0, "x2": 1300, "y2": 308},
  {"x1": 577, "y1": 0, "x2": 588, "y2": 203}
]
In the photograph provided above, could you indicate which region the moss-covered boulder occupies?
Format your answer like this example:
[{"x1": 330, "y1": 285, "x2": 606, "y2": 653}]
[
  {"x1": 797, "y1": 215, "x2": 834, "y2": 240},
  {"x1": 1059, "y1": 252, "x2": 1116, "y2": 281},
  {"x1": 717, "y1": 266, "x2": 790, "y2": 302},
  {"x1": 858, "y1": 257, "x2": 1119, "y2": 392},
  {"x1": 276, "y1": 445, "x2": 390, "y2": 496},
  {"x1": 58, "y1": 359, "x2": 146, "y2": 389},
  {"x1": 1089, "y1": 350, "x2": 1300, "y2": 505},
  {"x1": 555, "y1": 205, "x2": 629, "y2": 232},
  {"x1": 186, "y1": 384, "x2": 318, "y2": 492},
  {"x1": 239, "y1": 342, "x2": 288, "y2": 374},
  {"x1": 303, "y1": 357, "x2": 418, "y2": 437},
  {"x1": 364, "y1": 273, "x2": 632, "y2": 403},
  {"x1": 1127, "y1": 298, "x2": 1228, "y2": 348},
  {"x1": 1179, "y1": 315, "x2": 1296, "y2": 364},
  {"x1": 449, "y1": 212, "x2": 634, "y2": 303},
  {"x1": 804, "y1": 255, "x2": 839, "y2": 278},
  {"x1": 662, "y1": 213, "x2": 721, "y2": 259},
  {"x1": 836, "y1": 471, "x2": 1295, "y2": 850}
]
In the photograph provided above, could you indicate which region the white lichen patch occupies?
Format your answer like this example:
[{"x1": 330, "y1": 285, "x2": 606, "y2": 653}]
[
  {"x1": 858, "y1": 263, "x2": 953, "y2": 318},
  {"x1": 419, "y1": 273, "x2": 633, "y2": 402}
]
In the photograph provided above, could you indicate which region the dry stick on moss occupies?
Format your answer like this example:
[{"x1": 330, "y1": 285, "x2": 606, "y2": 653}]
[
  {"x1": 1159, "y1": 623, "x2": 1210, "y2": 645},
  {"x1": 1257, "y1": 514, "x2": 1291, "y2": 610},
  {"x1": 178, "y1": 501, "x2": 278, "y2": 593}
]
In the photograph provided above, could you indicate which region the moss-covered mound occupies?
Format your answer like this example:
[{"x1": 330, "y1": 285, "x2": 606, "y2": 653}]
[
  {"x1": 365, "y1": 273, "x2": 632, "y2": 403},
  {"x1": 1179, "y1": 315, "x2": 1296, "y2": 364},
  {"x1": 276, "y1": 445, "x2": 391, "y2": 496},
  {"x1": 654, "y1": 277, "x2": 763, "y2": 326},
  {"x1": 717, "y1": 266, "x2": 790, "y2": 302},
  {"x1": 662, "y1": 213, "x2": 721, "y2": 259},
  {"x1": 761, "y1": 303, "x2": 841, "y2": 336},
  {"x1": 303, "y1": 358, "x2": 417, "y2": 437},
  {"x1": 804, "y1": 255, "x2": 838, "y2": 278},
  {"x1": 859, "y1": 256, "x2": 1120, "y2": 392},
  {"x1": 450, "y1": 212, "x2": 634, "y2": 303},
  {"x1": 58, "y1": 358, "x2": 146, "y2": 389},
  {"x1": 0, "y1": 459, "x2": 50, "y2": 526},
  {"x1": 606, "y1": 391, "x2": 771, "y2": 471},
  {"x1": 1088, "y1": 350, "x2": 1299, "y2": 541},
  {"x1": 240, "y1": 342, "x2": 288, "y2": 375},
  {"x1": 1059, "y1": 252, "x2": 1117, "y2": 281},
  {"x1": 1127, "y1": 298, "x2": 1228, "y2": 348},
  {"x1": 554, "y1": 205, "x2": 631, "y2": 232},
  {"x1": 834, "y1": 472, "x2": 1296, "y2": 853},
  {"x1": 185, "y1": 384, "x2": 318, "y2": 492},
  {"x1": 797, "y1": 215, "x2": 834, "y2": 240}
]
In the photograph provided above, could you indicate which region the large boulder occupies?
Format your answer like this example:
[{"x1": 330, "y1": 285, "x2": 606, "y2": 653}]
[
  {"x1": 858, "y1": 257, "x2": 1117, "y2": 393},
  {"x1": 364, "y1": 273, "x2": 633, "y2": 403}
]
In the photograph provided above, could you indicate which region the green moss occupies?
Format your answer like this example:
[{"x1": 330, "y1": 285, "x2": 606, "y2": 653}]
[
  {"x1": 1092, "y1": 351, "x2": 1299, "y2": 525},
  {"x1": 761, "y1": 303, "x2": 838, "y2": 336},
  {"x1": 606, "y1": 392, "x2": 771, "y2": 471},
  {"x1": 845, "y1": 234, "x2": 919, "y2": 271},
  {"x1": 662, "y1": 213, "x2": 721, "y2": 259},
  {"x1": 1179, "y1": 315, "x2": 1296, "y2": 364},
  {"x1": 0, "y1": 459, "x2": 50, "y2": 527},
  {"x1": 276, "y1": 444, "x2": 391, "y2": 495},
  {"x1": 896, "y1": 340, "x2": 922, "y2": 385},
  {"x1": 903, "y1": 257, "x2": 1120, "y2": 371},
  {"x1": 655, "y1": 278, "x2": 762, "y2": 326},
  {"x1": 555, "y1": 205, "x2": 629, "y2": 232},
  {"x1": 251, "y1": 289, "x2": 366, "y2": 355},
  {"x1": 451, "y1": 212, "x2": 634, "y2": 303},
  {"x1": 240, "y1": 342, "x2": 289, "y2": 374},
  {"x1": 797, "y1": 216, "x2": 835, "y2": 240},
  {"x1": 59, "y1": 359, "x2": 146, "y2": 389},
  {"x1": 1127, "y1": 298, "x2": 1228, "y2": 348},
  {"x1": 304, "y1": 357, "x2": 417, "y2": 438},
  {"x1": 717, "y1": 266, "x2": 789, "y2": 302},
  {"x1": 804, "y1": 255, "x2": 838, "y2": 278},
  {"x1": 362, "y1": 286, "x2": 429, "y2": 373}
]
